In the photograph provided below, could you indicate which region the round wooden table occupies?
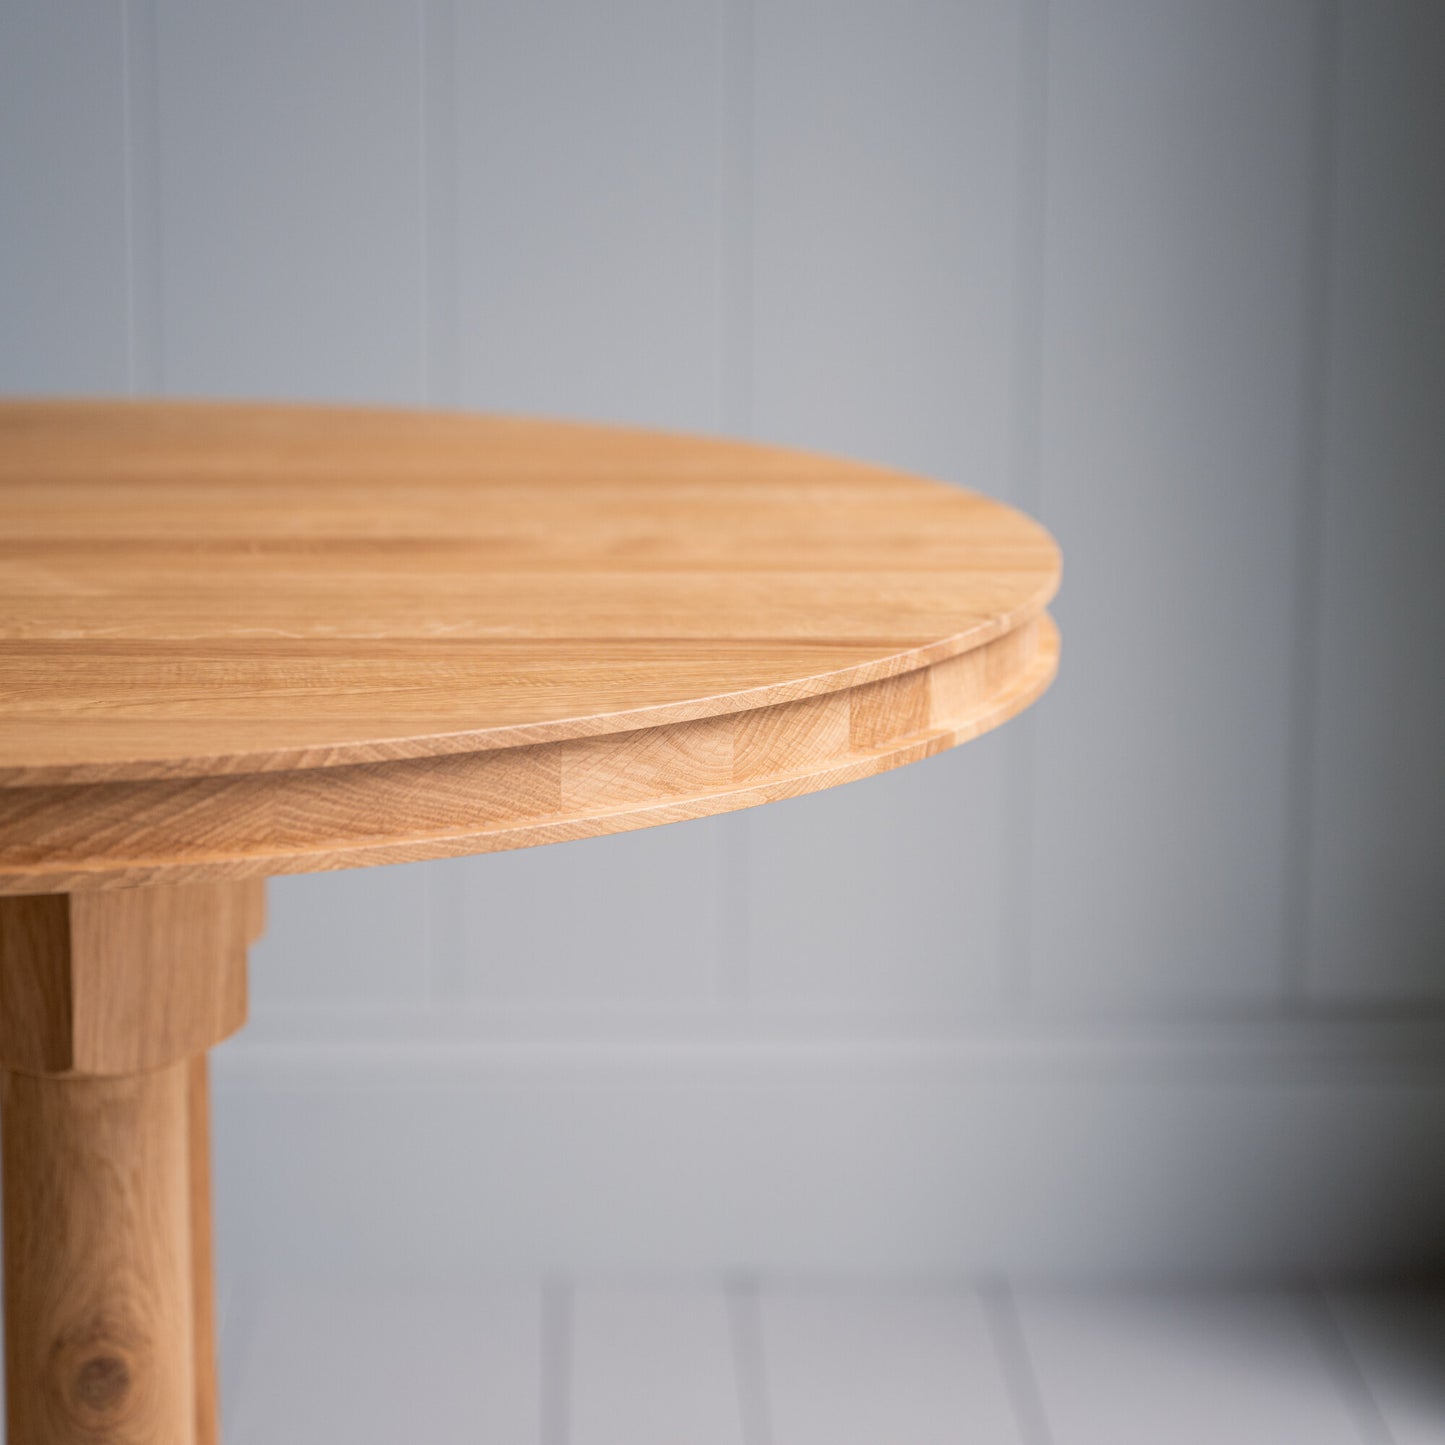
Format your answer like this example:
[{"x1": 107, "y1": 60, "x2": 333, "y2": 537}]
[{"x1": 0, "y1": 400, "x2": 1060, "y2": 1443}]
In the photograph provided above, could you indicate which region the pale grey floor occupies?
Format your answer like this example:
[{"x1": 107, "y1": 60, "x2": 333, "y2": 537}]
[{"x1": 210, "y1": 1279, "x2": 1444, "y2": 1444}]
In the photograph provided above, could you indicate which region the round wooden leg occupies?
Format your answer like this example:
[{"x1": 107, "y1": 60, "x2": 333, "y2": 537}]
[
  {"x1": 0, "y1": 881, "x2": 258, "y2": 1442},
  {"x1": 2, "y1": 1063, "x2": 197, "y2": 1445}
]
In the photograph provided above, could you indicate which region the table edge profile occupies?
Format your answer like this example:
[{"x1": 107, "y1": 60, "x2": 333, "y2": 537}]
[{"x1": 0, "y1": 613, "x2": 1058, "y2": 894}]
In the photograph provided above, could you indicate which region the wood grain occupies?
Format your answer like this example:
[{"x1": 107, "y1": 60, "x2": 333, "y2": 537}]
[
  {"x1": 0, "y1": 882, "x2": 251, "y2": 1073},
  {"x1": 0, "y1": 895, "x2": 72, "y2": 1068},
  {"x1": 2, "y1": 1064, "x2": 196, "y2": 1445},
  {"x1": 0, "y1": 400, "x2": 1059, "y2": 890},
  {"x1": 0, "y1": 880, "x2": 261, "y2": 1441},
  {"x1": 188, "y1": 1056, "x2": 218, "y2": 1445},
  {"x1": 0, "y1": 619, "x2": 1055, "y2": 893}
]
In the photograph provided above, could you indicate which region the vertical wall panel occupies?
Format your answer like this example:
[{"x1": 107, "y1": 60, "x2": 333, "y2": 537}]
[
  {"x1": 1030, "y1": 0, "x2": 1318, "y2": 1000},
  {"x1": 154, "y1": 0, "x2": 424, "y2": 401},
  {"x1": 747, "y1": 734, "x2": 1016, "y2": 1009},
  {"x1": 151, "y1": 0, "x2": 430, "y2": 1011},
  {"x1": 435, "y1": 824, "x2": 727, "y2": 1007},
  {"x1": 249, "y1": 865, "x2": 433, "y2": 1011},
  {"x1": 451, "y1": 0, "x2": 723, "y2": 427},
  {"x1": 0, "y1": 3, "x2": 130, "y2": 392},
  {"x1": 434, "y1": 0, "x2": 733, "y2": 1008},
  {"x1": 745, "y1": 0, "x2": 1027, "y2": 1007},
  {"x1": 1306, "y1": 1, "x2": 1445, "y2": 998},
  {"x1": 751, "y1": 0, "x2": 1022, "y2": 483}
]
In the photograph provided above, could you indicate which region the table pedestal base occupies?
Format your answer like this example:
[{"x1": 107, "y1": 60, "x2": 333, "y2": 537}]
[{"x1": 0, "y1": 882, "x2": 262, "y2": 1445}]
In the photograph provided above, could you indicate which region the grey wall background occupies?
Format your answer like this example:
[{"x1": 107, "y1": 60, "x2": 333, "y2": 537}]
[{"x1": 1, "y1": 0, "x2": 1442, "y2": 1283}]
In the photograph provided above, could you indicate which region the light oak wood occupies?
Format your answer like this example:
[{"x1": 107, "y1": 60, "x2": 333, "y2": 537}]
[
  {"x1": 2, "y1": 1064, "x2": 196, "y2": 1445},
  {"x1": 0, "y1": 399, "x2": 1060, "y2": 1438},
  {"x1": 0, "y1": 882, "x2": 258, "y2": 1444},
  {"x1": 0, "y1": 882, "x2": 251, "y2": 1075},
  {"x1": 0, "y1": 614, "x2": 1056, "y2": 892},
  {"x1": 0, "y1": 400, "x2": 1059, "y2": 892},
  {"x1": 189, "y1": 1056, "x2": 218, "y2": 1445}
]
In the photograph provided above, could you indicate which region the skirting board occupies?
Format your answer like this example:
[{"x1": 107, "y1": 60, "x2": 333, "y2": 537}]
[{"x1": 209, "y1": 1015, "x2": 1445, "y2": 1284}]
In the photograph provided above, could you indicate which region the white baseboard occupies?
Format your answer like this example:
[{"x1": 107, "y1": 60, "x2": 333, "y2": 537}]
[{"x1": 210, "y1": 1015, "x2": 1445, "y2": 1283}]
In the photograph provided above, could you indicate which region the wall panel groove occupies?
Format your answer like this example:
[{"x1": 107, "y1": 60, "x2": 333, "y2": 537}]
[
  {"x1": 121, "y1": 0, "x2": 163, "y2": 395},
  {"x1": 0, "y1": 2, "x2": 131, "y2": 393},
  {"x1": 420, "y1": 0, "x2": 458, "y2": 409},
  {"x1": 1001, "y1": 0, "x2": 1054, "y2": 1005},
  {"x1": 1030, "y1": 0, "x2": 1319, "y2": 1003},
  {"x1": 1280, "y1": 0, "x2": 1341, "y2": 1008},
  {"x1": 1304, "y1": 0, "x2": 1445, "y2": 1000}
]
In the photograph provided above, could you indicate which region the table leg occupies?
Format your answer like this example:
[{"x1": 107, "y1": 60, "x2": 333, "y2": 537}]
[
  {"x1": 2, "y1": 1063, "x2": 197, "y2": 1443},
  {"x1": 0, "y1": 882, "x2": 261, "y2": 1445}
]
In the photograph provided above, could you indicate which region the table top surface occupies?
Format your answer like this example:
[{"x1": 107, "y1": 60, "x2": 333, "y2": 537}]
[{"x1": 0, "y1": 400, "x2": 1060, "y2": 893}]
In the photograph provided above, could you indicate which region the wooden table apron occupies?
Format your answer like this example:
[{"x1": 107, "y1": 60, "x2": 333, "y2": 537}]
[{"x1": 0, "y1": 400, "x2": 1060, "y2": 1444}]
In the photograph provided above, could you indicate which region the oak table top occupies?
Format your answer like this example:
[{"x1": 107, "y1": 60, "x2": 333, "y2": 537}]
[
  {"x1": 0, "y1": 399, "x2": 1059, "y2": 1444},
  {"x1": 0, "y1": 399, "x2": 1059, "y2": 895}
]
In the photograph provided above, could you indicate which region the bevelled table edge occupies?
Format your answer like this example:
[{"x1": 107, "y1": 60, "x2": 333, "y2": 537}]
[
  {"x1": 0, "y1": 612, "x2": 1059, "y2": 896},
  {"x1": 0, "y1": 587, "x2": 1057, "y2": 790}
]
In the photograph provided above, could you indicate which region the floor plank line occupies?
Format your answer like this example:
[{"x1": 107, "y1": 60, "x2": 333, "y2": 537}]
[
  {"x1": 541, "y1": 1279, "x2": 572, "y2": 1445},
  {"x1": 567, "y1": 1280, "x2": 745, "y2": 1444},
  {"x1": 757, "y1": 1279, "x2": 1023, "y2": 1444},
  {"x1": 727, "y1": 1275, "x2": 775, "y2": 1445},
  {"x1": 221, "y1": 1277, "x2": 540, "y2": 1444},
  {"x1": 144, "y1": 1278, "x2": 1445, "y2": 1445},
  {"x1": 1298, "y1": 1287, "x2": 1396, "y2": 1445},
  {"x1": 1015, "y1": 1287, "x2": 1371, "y2": 1445},
  {"x1": 982, "y1": 1279, "x2": 1057, "y2": 1445},
  {"x1": 1326, "y1": 1289, "x2": 1445, "y2": 1445}
]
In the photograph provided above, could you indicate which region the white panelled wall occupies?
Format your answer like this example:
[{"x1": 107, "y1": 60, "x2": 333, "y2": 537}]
[{"x1": 1, "y1": 0, "x2": 1442, "y2": 1282}]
